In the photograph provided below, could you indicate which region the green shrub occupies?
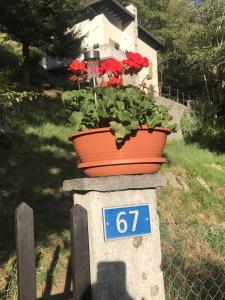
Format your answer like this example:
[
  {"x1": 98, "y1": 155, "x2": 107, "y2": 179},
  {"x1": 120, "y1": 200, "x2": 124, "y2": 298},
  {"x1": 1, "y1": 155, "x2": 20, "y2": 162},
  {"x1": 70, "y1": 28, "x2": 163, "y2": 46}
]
[
  {"x1": 180, "y1": 111, "x2": 198, "y2": 140},
  {"x1": 181, "y1": 111, "x2": 225, "y2": 152}
]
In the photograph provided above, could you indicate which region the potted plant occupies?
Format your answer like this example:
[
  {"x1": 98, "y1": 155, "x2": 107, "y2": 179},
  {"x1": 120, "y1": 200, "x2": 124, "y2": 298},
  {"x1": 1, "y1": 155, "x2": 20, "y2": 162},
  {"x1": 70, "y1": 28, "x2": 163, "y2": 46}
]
[{"x1": 62, "y1": 52, "x2": 176, "y2": 177}]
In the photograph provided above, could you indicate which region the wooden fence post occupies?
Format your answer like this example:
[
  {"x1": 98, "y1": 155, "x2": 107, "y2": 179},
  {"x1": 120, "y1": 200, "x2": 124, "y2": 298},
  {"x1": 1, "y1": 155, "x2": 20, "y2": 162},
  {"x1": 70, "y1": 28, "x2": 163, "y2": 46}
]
[
  {"x1": 70, "y1": 205, "x2": 91, "y2": 300},
  {"x1": 176, "y1": 89, "x2": 179, "y2": 102},
  {"x1": 168, "y1": 85, "x2": 171, "y2": 98},
  {"x1": 15, "y1": 203, "x2": 36, "y2": 300},
  {"x1": 182, "y1": 93, "x2": 185, "y2": 104}
]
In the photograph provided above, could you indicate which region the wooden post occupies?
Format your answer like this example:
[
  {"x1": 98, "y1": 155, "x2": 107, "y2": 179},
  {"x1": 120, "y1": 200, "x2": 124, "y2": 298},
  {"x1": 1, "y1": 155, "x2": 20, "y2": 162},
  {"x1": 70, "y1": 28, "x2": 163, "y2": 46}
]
[
  {"x1": 16, "y1": 203, "x2": 36, "y2": 300},
  {"x1": 182, "y1": 93, "x2": 185, "y2": 105},
  {"x1": 70, "y1": 205, "x2": 91, "y2": 300},
  {"x1": 176, "y1": 89, "x2": 179, "y2": 102},
  {"x1": 168, "y1": 85, "x2": 171, "y2": 98}
]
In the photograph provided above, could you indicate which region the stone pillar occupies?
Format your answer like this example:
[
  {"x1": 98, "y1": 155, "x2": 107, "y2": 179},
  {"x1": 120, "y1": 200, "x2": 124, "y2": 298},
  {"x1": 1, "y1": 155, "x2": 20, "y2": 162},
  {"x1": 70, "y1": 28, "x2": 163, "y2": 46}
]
[{"x1": 63, "y1": 174, "x2": 166, "y2": 300}]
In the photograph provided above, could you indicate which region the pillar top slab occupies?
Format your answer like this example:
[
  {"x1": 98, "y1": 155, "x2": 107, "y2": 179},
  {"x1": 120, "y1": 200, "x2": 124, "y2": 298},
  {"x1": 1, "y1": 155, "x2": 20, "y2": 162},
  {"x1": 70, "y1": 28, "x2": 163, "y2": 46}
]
[{"x1": 63, "y1": 173, "x2": 166, "y2": 192}]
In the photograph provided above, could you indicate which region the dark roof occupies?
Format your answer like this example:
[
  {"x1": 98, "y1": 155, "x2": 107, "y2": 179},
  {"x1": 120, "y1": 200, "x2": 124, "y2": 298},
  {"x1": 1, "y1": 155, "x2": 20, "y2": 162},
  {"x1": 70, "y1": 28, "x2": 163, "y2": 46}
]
[
  {"x1": 88, "y1": 0, "x2": 135, "y2": 24},
  {"x1": 138, "y1": 25, "x2": 165, "y2": 50},
  {"x1": 86, "y1": 0, "x2": 165, "y2": 50}
]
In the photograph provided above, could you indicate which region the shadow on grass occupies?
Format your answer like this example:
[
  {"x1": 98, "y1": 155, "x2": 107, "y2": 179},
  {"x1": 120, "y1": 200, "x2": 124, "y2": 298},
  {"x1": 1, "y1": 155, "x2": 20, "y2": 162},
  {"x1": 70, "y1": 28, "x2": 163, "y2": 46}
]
[
  {"x1": 39, "y1": 249, "x2": 72, "y2": 300},
  {"x1": 0, "y1": 44, "x2": 20, "y2": 68},
  {"x1": 183, "y1": 128, "x2": 225, "y2": 154},
  {"x1": 0, "y1": 99, "x2": 82, "y2": 268}
]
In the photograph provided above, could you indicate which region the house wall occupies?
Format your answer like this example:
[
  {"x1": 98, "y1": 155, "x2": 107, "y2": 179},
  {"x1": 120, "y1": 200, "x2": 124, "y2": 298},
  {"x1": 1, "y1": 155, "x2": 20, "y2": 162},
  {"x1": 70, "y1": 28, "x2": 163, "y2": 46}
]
[
  {"x1": 75, "y1": 14, "x2": 123, "y2": 49},
  {"x1": 74, "y1": 14, "x2": 106, "y2": 47},
  {"x1": 101, "y1": 15, "x2": 124, "y2": 46},
  {"x1": 138, "y1": 38, "x2": 159, "y2": 95}
]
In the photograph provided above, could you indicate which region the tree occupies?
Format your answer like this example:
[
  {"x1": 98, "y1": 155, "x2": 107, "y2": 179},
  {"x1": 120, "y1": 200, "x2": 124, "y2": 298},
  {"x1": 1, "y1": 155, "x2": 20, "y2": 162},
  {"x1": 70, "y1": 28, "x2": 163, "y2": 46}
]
[
  {"x1": 124, "y1": 1, "x2": 225, "y2": 109},
  {"x1": 0, "y1": 0, "x2": 85, "y2": 84},
  {"x1": 122, "y1": 0, "x2": 169, "y2": 35},
  {"x1": 188, "y1": 0, "x2": 225, "y2": 118}
]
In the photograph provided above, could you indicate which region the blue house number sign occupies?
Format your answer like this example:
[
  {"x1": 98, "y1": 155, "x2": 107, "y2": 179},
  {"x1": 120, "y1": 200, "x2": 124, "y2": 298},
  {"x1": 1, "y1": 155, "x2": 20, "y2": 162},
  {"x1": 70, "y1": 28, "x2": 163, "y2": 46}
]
[{"x1": 103, "y1": 204, "x2": 151, "y2": 241}]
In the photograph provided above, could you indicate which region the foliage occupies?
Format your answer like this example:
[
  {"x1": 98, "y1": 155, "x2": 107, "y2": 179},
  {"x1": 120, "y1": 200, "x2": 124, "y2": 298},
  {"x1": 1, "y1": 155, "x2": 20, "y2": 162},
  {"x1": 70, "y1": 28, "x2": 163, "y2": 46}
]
[
  {"x1": 122, "y1": 0, "x2": 169, "y2": 34},
  {"x1": 180, "y1": 110, "x2": 225, "y2": 152},
  {"x1": 0, "y1": 0, "x2": 85, "y2": 58},
  {"x1": 0, "y1": 0, "x2": 85, "y2": 84},
  {"x1": 180, "y1": 111, "x2": 199, "y2": 140},
  {"x1": 62, "y1": 86, "x2": 175, "y2": 143}
]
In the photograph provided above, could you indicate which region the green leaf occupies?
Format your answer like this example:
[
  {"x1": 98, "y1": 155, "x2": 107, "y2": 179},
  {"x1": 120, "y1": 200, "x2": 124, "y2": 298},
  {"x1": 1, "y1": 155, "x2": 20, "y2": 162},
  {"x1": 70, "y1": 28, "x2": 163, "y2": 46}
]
[
  {"x1": 116, "y1": 100, "x2": 125, "y2": 110},
  {"x1": 130, "y1": 119, "x2": 139, "y2": 130},
  {"x1": 146, "y1": 115, "x2": 161, "y2": 128},
  {"x1": 62, "y1": 91, "x2": 77, "y2": 102},
  {"x1": 110, "y1": 121, "x2": 126, "y2": 143},
  {"x1": 97, "y1": 100, "x2": 108, "y2": 118},
  {"x1": 69, "y1": 111, "x2": 83, "y2": 131}
]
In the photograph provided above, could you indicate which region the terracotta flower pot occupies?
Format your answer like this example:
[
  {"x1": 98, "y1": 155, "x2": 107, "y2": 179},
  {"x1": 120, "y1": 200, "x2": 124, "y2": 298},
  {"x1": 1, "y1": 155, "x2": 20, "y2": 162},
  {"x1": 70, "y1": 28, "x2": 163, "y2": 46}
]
[{"x1": 69, "y1": 126, "x2": 170, "y2": 177}]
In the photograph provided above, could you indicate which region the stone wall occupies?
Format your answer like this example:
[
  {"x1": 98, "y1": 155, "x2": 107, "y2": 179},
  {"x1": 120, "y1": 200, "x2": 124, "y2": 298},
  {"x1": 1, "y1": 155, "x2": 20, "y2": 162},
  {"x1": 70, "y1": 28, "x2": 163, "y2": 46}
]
[{"x1": 156, "y1": 96, "x2": 189, "y2": 140}]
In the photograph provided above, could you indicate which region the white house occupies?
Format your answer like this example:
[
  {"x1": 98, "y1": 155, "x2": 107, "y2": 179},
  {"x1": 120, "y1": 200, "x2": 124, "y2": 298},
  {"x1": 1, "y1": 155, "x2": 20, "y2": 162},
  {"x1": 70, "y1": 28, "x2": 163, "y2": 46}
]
[{"x1": 72, "y1": 0, "x2": 164, "y2": 95}]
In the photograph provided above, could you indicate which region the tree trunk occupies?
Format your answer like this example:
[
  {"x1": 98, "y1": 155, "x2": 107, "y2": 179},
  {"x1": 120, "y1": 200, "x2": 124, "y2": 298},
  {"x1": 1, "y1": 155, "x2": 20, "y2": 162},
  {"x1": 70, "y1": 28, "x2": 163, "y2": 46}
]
[
  {"x1": 22, "y1": 42, "x2": 30, "y2": 86},
  {"x1": 201, "y1": 64, "x2": 210, "y2": 102}
]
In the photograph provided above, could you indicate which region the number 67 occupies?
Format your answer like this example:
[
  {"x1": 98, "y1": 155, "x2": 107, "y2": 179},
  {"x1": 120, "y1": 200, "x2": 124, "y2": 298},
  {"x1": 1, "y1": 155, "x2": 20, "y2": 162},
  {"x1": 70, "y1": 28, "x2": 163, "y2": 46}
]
[{"x1": 116, "y1": 210, "x2": 139, "y2": 234}]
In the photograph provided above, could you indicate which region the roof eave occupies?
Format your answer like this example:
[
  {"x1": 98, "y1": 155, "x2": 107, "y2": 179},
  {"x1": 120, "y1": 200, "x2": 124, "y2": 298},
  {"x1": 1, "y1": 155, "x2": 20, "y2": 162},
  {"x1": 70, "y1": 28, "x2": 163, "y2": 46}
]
[
  {"x1": 138, "y1": 25, "x2": 165, "y2": 51},
  {"x1": 87, "y1": 0, "x2": 135, "y2": 24}
]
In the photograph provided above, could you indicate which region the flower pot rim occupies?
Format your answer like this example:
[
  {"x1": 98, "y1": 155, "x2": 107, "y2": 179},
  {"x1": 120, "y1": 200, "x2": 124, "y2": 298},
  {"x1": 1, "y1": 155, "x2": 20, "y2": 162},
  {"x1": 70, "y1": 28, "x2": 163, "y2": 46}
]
[
  {"x1": 78, "y1": 157, "x2": 167, "y2": 168},
  {"x1": 68, "y1": 125, "x2": 171, "y2": 141}
]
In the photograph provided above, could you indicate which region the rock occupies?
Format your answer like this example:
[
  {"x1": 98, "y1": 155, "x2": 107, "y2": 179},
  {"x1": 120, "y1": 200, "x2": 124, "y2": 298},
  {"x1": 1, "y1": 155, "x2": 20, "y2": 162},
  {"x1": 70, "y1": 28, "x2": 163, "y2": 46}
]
[
  {"x1": 43, "y1": 89, "x2": 62, "y2": 100},
  {"x1": 156, "y1": 96, "x2": 189, "y2": 141},
  {"x1": 196, "y1": 176, "x2": 210, "y2": 192},
  {"x1": 210, "y1": 164, "x2": 225, "y2": 171},
  {"x1": 216, "y1": 185, "x2": 225, "y2": 198},
  {"x1": 165, "y1": 172, "x2": 190, "y2": 192}
]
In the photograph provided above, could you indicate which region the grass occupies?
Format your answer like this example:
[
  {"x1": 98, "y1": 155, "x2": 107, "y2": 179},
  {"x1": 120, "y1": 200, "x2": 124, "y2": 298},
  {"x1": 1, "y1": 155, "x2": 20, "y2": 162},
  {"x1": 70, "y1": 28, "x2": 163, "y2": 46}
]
[
  {"x1": 159, "y1": 140, "x2": 225, "y2": 281},
  {"x1": 159, "y1": 141, "x2": 225, "y2": 298},
  {"x1": 160, "y1": 141, "x2": 225, "y2": 223},
  {"x1": 0, "y1": 98, "x2": 79, "y2": 299}
]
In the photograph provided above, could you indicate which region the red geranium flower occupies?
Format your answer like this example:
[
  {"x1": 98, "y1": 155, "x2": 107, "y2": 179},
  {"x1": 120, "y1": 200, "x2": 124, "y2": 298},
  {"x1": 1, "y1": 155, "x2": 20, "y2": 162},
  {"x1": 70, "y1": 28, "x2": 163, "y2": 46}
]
[
  {"x1": 68, "y1": 60, "x2": 87, "y2": 76},
  {"x1": 122, "y1": 52, "x2": 149, "y2": 75},
  {"x1": 143, "y1": 57, "x2": 149, "y2": 68},
  {"x1": 99, "y1": 58, "x2": 122, "y2": 78},
  {"x1": 101, "y1": 76, "x2": 123, "y2": 87}
]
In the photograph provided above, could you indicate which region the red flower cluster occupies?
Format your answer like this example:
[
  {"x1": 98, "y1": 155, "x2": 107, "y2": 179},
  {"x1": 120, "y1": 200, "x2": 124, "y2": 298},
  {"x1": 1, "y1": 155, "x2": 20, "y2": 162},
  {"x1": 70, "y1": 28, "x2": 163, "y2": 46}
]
[
  {"x1": 67, "y1": 52, "x2": 150, "y2": 88},
  {"x1": 122, "y1": 52, "x2": 149, "y2": 75},
  {"x1": 99, "y1": 58, "x2": 122, "y2": 78},
  {"x1": 68, "y1": 60, "x2": 87, "y2": 76},
  {"x1": 101, "y1": 77, "x2": 123, "y2": 87}
]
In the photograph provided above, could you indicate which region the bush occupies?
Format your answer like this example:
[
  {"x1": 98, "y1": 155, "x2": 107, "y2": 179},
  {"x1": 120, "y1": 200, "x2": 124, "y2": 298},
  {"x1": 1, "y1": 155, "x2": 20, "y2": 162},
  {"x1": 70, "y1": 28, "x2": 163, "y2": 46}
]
[
  {"x1": 180, "y1": 111, "x2": 225, "y2": 152},
  {"x1": 180, "y1": 111, "x2": 198, "y2": 140}
]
